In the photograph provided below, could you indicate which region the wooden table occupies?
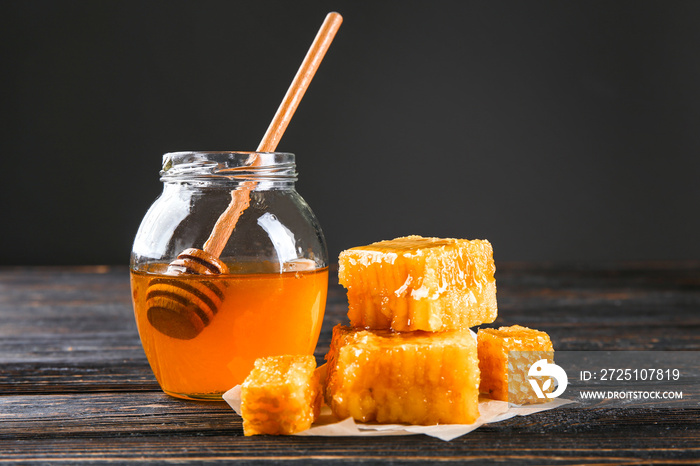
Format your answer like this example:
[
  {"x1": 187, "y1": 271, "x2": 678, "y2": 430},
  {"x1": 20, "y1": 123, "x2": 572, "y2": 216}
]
[{"x1": 1, "y1": 263, "x2": 699, "y2": 464}]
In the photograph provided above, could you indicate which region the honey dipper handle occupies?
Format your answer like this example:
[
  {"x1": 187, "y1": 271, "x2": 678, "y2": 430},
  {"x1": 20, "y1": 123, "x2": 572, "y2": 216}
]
[
  {"x1": 202, "y1": 12, "x2": 343, "y2": 258},
  {"x1": 257, "y1": 12, "x2": 343, "y2": 152},
  {"x1": 202, "y1": 186, "x2": 254, "y2": 257}
]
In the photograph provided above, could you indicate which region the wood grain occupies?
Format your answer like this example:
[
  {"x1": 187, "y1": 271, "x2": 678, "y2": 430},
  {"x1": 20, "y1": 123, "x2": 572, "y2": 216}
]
[{"x1": 1, "y1": 263, "x2": 699, "y2": 463}]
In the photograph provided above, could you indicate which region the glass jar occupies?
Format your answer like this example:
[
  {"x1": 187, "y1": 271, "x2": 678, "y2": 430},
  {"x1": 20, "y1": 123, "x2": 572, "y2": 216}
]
[{"x1": 130, "y1": 151, "x2": 328, "y2": 400}]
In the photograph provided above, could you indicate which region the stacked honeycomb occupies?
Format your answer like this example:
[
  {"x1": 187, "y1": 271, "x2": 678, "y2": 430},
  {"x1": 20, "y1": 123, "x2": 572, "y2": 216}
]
[
  {"x1": 325, "y1": 235, "x2": 500, "y2": 425},
  {"x1": 239, "y1": 236, "x2": 557, "y2": 434}
]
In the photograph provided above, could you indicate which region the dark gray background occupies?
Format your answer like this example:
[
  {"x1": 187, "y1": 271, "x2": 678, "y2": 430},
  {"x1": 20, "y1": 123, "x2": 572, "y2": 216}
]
[{"x1": 3, "y1": 0, "x2": 699, "y2": 265}]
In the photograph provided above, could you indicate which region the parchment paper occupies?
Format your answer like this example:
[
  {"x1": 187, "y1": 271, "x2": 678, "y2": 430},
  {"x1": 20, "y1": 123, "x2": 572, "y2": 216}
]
[{"x1": 223, "y1": 385, "x2": 572, "y2": 441}]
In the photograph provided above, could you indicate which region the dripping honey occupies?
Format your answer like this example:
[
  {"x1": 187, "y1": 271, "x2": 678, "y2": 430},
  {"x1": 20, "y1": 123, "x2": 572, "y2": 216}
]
[{"x1": 130, "y1": 264, "x2": 328, "y2": 400}]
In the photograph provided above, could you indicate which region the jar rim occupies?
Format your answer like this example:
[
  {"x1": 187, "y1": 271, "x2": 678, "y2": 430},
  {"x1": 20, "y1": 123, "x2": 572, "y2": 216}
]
[
  {"x1": 160, "y1": 151, "x2": 297, "y2": 184},
  {"x1": 164, "y1": 150, "x2": 294, "y2": 156}
]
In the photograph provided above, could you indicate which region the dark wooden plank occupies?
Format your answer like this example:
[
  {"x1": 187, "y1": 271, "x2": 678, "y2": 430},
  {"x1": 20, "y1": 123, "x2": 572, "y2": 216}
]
[
  {"x1": 1, "y1": 405, "x2": 698, "y2": 463},
  {"x1": 0, "y1": 392, "x2": 236, "y2": 439},
  {"x1": 0, "y1": 267, "x2": 157, "y2": 394},
  {"x1": 0, "y1": 266, "x2": 135, "y2": 335},
  {"x1": 3, "y1": 390, "x2": 699, "y2": 440},
  {"x1": 0, "y1": 360, "x2": 159, "y2": 394}
]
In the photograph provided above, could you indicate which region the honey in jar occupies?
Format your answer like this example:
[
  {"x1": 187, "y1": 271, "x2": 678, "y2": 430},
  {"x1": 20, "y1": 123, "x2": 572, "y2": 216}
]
[
  {"x1": 130, "y1": 152, "x2": 328, "y2": 400},
  {"x1": 131, "y1": 264, "x2": 327, "y2": 399}
]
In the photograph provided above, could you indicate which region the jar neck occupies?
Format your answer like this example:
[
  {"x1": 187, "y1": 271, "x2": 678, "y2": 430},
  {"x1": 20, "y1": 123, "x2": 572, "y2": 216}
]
[{"x1": 160, "y1": 151, "x2": 297, "y2": 189}]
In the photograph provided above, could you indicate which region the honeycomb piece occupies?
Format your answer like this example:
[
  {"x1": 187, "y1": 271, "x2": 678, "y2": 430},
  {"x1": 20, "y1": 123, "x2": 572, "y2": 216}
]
[
  {"x1": 338, "y1": 235, "x2": 497, "y2": 332},
  {"x1": 241, "y1": 355, "x2": 322, "y2": 435},
  {"x1": 477, "y1": 325, "x2": 554, "y2": 404},
  {"x1": 324, "y1": 324, "x2": 480, "y2": 425}
]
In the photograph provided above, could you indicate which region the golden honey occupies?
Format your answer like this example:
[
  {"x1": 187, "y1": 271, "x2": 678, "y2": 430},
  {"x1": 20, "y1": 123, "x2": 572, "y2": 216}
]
[{"x1": 130, "y1": 265, "x2": 328, "y2": 400}]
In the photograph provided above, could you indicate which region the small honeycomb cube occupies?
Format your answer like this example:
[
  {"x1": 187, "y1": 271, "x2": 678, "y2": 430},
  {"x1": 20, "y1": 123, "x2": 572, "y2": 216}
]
[
  {"x1": 477, "y1": 325, "x2": 554, "y2": 404},
  {"x1": 338, "y1": 235, "x2": 497, "y2": 332},
  {"x1": 324, "y1": 324, "x2": 480, "y2": 425},
  {"x1": 240, "y1": 355, "x2": 322, "y2": 436}
]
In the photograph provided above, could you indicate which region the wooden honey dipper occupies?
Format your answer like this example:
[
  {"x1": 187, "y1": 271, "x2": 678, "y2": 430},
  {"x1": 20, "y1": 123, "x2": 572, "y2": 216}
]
[{"x1": 146, "y1": 12, "x2": 343, "y2": 340}]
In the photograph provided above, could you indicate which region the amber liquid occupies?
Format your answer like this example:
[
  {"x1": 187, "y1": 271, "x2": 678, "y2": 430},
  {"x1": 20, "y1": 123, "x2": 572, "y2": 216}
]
[{"x1": 130, "y1": 265, "x2": 328, "y2": 400}]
